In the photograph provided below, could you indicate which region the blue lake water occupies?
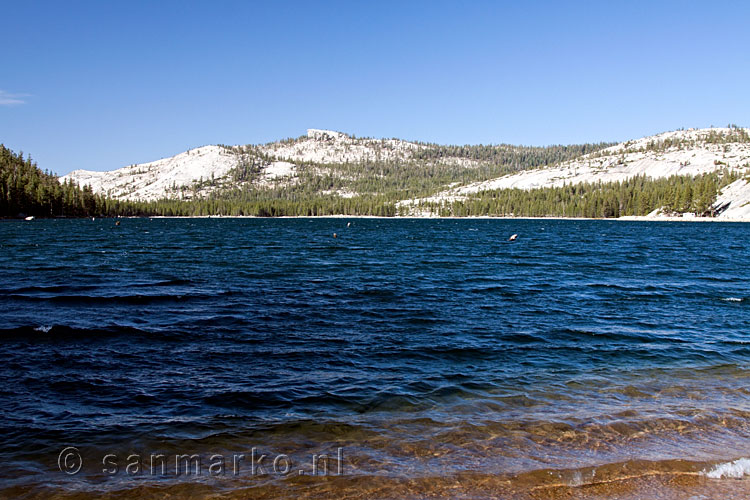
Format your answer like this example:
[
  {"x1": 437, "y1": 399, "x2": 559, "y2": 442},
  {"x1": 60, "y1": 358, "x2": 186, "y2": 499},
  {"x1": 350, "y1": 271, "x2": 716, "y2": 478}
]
[{"x1": 1, "y1": 217, "x2": 750, "y2": 498}]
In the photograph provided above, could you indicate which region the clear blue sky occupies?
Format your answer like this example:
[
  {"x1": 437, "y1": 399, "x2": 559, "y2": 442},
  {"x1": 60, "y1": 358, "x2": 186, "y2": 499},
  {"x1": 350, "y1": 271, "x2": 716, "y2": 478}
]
[{"x1": 1, "y1": 0, "x2": 748, "y2": 175}]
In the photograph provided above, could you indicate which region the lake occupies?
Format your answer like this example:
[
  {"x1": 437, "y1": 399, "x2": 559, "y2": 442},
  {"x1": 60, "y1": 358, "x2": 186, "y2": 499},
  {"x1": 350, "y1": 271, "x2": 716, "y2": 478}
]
[{"x1": 2, "y1": 217, "x2": 750, "y2": 498}]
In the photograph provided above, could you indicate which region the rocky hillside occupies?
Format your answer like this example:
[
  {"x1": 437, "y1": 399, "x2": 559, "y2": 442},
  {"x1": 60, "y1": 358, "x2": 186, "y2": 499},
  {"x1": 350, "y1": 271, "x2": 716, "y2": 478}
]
[
  {"x1": 706, "y1": 177, "x2": 750, "y2": 219},
  {"x1": 399, "y1": 127, "x2": 750, "y2": 218},
  {"x1": 62, "y1": 129, "x2": 471, "y2": 201},
  {"x1": 62, "y1": 145, "x2": 238, "y2": 201},
  {"x1": 60, "y1": 129, "x2": 604, "y2": 203},
  {"x1": 60, "y1": 127, "x2": 750, "y2": 219},
  {"x1": 457, "y1": 127, "x2": 750, "y2": 192}
]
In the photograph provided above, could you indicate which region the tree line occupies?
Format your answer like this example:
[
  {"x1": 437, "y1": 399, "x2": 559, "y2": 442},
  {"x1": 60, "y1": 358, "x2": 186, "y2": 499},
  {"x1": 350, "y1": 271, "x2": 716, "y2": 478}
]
[
  {"x1": 1, "y1": 144, "x2": 105, "y2": 217},
  {"x1": 416, "y1": 170, "x2": 743, "y2": 218}
]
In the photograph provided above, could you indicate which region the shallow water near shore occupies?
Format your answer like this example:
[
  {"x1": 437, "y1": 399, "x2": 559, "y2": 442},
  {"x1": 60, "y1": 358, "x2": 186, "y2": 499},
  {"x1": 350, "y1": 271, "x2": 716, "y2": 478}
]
[{"x1": 1, "y1": 217, "x2": 750, "y2": 498}]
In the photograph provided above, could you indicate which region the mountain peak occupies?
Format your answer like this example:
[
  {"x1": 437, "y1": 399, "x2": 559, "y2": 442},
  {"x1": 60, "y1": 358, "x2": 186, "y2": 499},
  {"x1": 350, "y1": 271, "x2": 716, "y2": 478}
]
[{"x1": 307, "y1": 129, "x2": 349, "y2": 141}]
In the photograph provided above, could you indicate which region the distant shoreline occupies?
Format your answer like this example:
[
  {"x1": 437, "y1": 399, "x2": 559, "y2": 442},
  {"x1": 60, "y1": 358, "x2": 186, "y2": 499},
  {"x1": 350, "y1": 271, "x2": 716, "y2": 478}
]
[
  {"x1": 7, "y1": 215, "x2": 750, "y2": 222},
  {"x1": 107, "y1": 214, "x2": 750, "y2": 222}
]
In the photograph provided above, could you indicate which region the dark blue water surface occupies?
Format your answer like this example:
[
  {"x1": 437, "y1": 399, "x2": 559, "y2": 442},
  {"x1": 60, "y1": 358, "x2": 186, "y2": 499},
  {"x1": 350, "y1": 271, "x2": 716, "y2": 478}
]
[{"x1": 1, "y1": 218, "x2": 750, "y2": 497}]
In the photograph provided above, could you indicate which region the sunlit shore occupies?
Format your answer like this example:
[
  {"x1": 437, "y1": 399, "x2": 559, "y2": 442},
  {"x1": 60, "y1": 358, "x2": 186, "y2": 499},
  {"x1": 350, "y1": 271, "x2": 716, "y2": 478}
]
[{"x1": 141, "y1": 214, "x2": 750, "y2": 222}]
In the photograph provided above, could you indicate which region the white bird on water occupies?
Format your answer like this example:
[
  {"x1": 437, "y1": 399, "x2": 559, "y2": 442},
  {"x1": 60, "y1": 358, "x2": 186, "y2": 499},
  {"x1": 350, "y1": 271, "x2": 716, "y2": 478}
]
[{"x1": 508, "y1": 234, "x2": 518, "y2": 241}]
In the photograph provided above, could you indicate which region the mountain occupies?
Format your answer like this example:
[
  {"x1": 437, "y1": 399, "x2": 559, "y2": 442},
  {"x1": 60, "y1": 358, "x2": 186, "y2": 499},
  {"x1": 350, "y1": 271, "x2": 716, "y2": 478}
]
[
  {"x1": 60, "y1": 129, "x2": 608, "y2": 202},
  {"x1": 60, "y1": 127, "x2": 750, "y2": 219},
  {"x1": 61, "y1": 145, "x2": 238, "y2": 202},
  {"x1": 400, "y1": 127, "x2": 750, "y2": 218},
  {"x1": 455, "y1": 128, "x2": 749, "y2": 192},
  {"x1": 60, "y1": 129, "x2": 461, "y2": 202}
]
